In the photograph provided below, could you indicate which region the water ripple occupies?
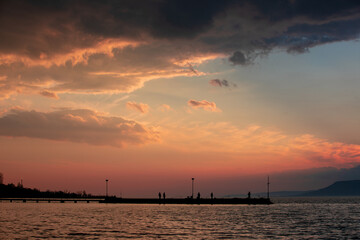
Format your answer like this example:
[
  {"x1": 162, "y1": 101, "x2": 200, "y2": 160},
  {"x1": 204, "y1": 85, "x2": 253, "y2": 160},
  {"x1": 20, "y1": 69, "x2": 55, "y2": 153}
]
[{"x1": 1, "y1": 198, "x2": 360, "y2": 239}]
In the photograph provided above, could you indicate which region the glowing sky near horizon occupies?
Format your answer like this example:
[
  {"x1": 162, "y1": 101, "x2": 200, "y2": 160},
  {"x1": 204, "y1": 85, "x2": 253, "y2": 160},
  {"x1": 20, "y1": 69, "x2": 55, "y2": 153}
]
[{"x1": 0, "y1": 0, "x2": 359, "y2": 196}]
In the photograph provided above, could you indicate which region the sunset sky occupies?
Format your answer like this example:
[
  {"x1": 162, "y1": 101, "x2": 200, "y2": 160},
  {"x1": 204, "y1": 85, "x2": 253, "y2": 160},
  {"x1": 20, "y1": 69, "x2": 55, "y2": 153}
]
[{"x1": 1, "y1": 0, "x2": 360, "y2": 197}]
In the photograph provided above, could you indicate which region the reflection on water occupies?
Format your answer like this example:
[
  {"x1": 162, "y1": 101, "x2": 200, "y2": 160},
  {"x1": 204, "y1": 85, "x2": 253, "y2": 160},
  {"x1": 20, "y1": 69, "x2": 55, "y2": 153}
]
[{"x1": 1, "y1": 198, "x2": 359, "y2": 239}]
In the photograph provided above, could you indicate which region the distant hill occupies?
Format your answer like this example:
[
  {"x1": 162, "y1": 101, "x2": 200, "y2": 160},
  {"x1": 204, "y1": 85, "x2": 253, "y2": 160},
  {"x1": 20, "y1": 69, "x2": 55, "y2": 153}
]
[
  {"x1": 302, "y1": 180, "x2": 360, "y2": 196},
  {"x1": 225, "y1": 180, "x2": 360, "y2": 198}
]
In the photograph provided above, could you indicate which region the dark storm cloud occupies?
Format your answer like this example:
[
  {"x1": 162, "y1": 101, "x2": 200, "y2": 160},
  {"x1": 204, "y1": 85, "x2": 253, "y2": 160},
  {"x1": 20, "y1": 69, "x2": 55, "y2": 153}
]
[
  {"x1": 149, "y1": 0, "x2": 234, "y2": 39},
  {"x1": 265, "y1": 18, "x2": 360, "y2": 53},
  {"x1": 0, "y1": 0, "x2": 359, "y2": 57},
  {"x1": 248, "y1": 0, "x2": 360, "y2": 21},
  {"x1": 0, "y1": 0, "x2": 359, "y2": 96},
  {"x1": 229, "y1": 51, "x2": 248, "y2": 65},
  {"x1": 0, "y1": 0, "x2": 230, "y2": 57}
]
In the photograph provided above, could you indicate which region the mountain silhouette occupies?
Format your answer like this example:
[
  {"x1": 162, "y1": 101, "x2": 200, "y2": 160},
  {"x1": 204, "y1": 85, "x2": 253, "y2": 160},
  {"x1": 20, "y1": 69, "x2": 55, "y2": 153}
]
[
  {"x1": 302, "y1": 180, "x2": 360, "y2": 196},
  {"x1": 226, "y1": 180, "x2": 360, "y2": 198}
]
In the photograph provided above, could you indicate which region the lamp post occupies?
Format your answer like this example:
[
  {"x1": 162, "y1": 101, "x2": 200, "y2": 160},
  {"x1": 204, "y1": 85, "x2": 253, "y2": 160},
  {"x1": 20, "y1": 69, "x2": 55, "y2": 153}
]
[
  {"x1": 105, "y1": 179, "x2": 109, "y2": 197},
  {"x1": 191, "y1": 178, "x2": 194, "y2": 199}
]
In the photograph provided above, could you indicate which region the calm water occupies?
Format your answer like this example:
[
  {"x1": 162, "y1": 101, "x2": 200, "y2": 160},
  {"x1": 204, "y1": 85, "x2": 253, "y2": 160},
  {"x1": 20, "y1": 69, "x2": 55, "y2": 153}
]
[{"x1": 1, "y1": 198, "x2": 359, "y2": 239}]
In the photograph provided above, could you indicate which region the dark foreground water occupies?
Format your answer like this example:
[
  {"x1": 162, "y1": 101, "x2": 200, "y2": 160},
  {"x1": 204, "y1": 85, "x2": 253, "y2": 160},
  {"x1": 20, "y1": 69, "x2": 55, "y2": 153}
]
[{"x1": 1, "y1": 197, "x2": 359, "y2": 239}]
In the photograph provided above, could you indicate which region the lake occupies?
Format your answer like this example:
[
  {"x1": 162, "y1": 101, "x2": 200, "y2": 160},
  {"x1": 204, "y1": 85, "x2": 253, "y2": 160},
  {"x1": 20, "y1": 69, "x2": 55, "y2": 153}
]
[{"x1": 1, "y1": 197, "x2": 359, "y2": 239}]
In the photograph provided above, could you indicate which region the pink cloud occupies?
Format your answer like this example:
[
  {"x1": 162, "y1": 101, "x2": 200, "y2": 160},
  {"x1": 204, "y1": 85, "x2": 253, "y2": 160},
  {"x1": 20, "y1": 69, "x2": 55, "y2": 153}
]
[
  {"x1": 161, "y1": 122, "x2": 360, "y2": 171},
  {"x1": 126, "y1": 101, "x2": 149, "y2": 114},
  {"x1": 188, "y1": 99, "x2": 221, "y2": 112}
]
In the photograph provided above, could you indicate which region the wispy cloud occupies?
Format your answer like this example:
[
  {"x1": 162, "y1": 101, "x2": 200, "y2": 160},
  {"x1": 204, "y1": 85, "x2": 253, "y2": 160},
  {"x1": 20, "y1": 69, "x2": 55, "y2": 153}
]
[
  {"x1": 187, "y1": 63, "x2": 199, "y2": 75},
  {"x1": 188, "y1": 99, "x2": 221, "y2": 112},
  {"x1": 209, "y1": 79, "x2": 236, "y2": 88},
  {"x1": 126, "y1": 101, "x2": 149, "y2": 114}
]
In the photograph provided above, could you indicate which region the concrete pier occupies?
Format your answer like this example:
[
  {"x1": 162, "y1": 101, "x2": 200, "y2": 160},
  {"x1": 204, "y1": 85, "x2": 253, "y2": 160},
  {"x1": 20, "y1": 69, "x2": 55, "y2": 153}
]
[{"x1": 101, "y1": 197, "x2": 273, "y2": 205}]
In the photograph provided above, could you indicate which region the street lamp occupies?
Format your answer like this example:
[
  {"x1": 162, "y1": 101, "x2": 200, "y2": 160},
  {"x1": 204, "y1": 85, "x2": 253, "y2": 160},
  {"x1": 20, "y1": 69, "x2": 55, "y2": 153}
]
[
  {"x1": 105, "y1": 179, "x2": 109, "y2": 197},
  {"x1": 191, "y1": 178, "x2": 194, "y2": 199}
]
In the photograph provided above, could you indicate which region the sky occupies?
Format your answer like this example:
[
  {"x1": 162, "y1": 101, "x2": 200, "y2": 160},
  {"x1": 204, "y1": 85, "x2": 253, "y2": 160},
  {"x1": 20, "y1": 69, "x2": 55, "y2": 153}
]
[{"x1": 0, "y1": 0, "x2": 360, "y2": 197}]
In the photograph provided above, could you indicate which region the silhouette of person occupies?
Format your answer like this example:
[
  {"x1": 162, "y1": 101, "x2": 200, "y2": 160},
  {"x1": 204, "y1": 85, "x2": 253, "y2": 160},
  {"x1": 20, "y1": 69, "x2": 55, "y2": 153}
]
[
  {"x1": 163, "y1": 192, "x2": 166, "y2": 200},
  {"x1": 211, "y1": 192, "x2": 213, "y2": 199},
  {"x1": 158, "y1": 192, "x2": 161, "y2": 200},
  {"x1": 197, "y1": 192, "x2": 200, "y2": 199},
  {"x1": 248, "y1": 191, "x2": 251, "y2": 199}
]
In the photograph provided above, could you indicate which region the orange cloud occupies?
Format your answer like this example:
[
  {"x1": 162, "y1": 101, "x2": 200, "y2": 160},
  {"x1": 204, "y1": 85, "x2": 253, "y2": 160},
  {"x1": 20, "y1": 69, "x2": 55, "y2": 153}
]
[
  {"x1": 126, "y1": 101, "x2": 149, "y2": 114},
  {"x1": 89, "y1": 68, "x2": 206, "y2": 82},
  {"x1": 188, "y1": 99, "x2": 221, "y2": 112},
  {"x1": 0, "y1": 39, "x2": 142, "y2": 68},
  {"x1": 0, "y1": 109, "x2": 159, "y2": 147},
  {"x1": 160, "y1": 122, "x2": 360, "y2": 170},
  {"x1": 171, "y1": 53, "x2": 226, "y2": 67},
  {"x1": 0, "y1": 42, "x2": 212, "y2": 99}
]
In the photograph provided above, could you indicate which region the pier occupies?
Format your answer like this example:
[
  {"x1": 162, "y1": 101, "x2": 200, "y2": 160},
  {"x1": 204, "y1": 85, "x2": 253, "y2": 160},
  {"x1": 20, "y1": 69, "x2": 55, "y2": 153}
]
[
  {"x1": 0, "y1": 177, "x2": 273, "y2": 205},
  {"x1": 101, "y1": 197, "x2": 273, "y2": 205}
]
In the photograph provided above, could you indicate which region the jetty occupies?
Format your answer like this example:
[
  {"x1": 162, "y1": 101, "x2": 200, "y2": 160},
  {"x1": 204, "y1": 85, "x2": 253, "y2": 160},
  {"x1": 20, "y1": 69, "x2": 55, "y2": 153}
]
[
  {"x1": 101, "y1": 197, "x2": 272, "y2": 205},
  {"x1": 0, "y1": 177, "x2": 273, "y2": 205}
]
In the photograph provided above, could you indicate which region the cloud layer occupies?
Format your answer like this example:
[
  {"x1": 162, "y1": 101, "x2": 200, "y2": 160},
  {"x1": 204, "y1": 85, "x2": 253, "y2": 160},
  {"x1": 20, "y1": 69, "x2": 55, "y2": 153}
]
[
  {"x1": 0, "y1": 109, "x2": 158, "y2": 147},
  {"x1": 0, "y1": 0, "x2": 359, "y2": 98}
]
